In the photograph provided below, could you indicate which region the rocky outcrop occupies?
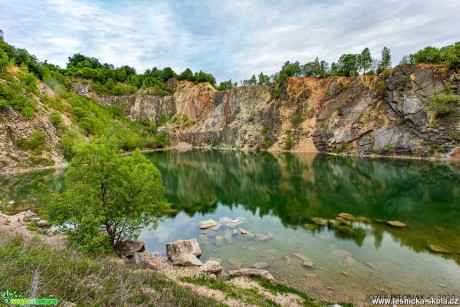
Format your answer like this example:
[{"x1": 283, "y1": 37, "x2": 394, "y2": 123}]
[{"x1": 91, "y1": 65, "x2": 460, "y2": 159}]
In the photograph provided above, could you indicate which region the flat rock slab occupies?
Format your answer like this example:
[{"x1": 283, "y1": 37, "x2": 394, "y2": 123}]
[
  {"x1": 166, "y1": 238, "x2": 201, "y2": 260},
  {"x1": 337, "y1": 213, "x2": 357, "y2": 221},
  {"x1": 173, "y1": 253, "x2": 203, "y2": 266},
  {"x1": 199, "y1": 219, "x2": 218, "y2": 229},
  {"x1": 387, "y1": 220, "x2": 407, "y2": 228},
  {"x1": 252, "y1": 262, "x2": 270, "y2": 269},
  {"x1": 229, "y1": 268, "x2": 275, "y2": 281}
]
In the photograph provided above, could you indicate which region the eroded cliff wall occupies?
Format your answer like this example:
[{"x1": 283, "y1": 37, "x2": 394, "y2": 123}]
[{"x1": 92, "y1": 65, "x2": 460, "y2": 159}]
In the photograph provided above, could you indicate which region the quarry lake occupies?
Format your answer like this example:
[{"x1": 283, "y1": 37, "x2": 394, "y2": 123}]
[{"x1": 2, "y1": 150, "x2": 460, "y2": 304}]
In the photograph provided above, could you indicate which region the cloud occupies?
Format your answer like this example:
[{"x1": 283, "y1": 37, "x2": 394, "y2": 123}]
[{"x1": 0, "y1": 0, "x2": 459, "y2": 82}]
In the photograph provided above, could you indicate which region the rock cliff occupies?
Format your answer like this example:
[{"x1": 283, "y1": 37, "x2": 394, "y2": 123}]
[{"x1": 92, "y1": 65, "x2": 460, "y2": 159}]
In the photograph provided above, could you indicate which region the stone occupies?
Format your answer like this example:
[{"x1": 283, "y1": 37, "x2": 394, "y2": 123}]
[
  {"x1": 198, "y1": 234, "x2": 209, "y2": 245},
  {"x1": 219, "y1": 216, "x2": 233, "y2": 225},
  {"x1": 228, "y1": 258, "x2": 243, "y2": 269},
  {"x1": 255, "y1": 234, "x2": 270, "y2": 242},
  {"x1": 310, "y1": 217, "x2": 328, "y2": 225},
  {"x1": 173, "y1": 253, "x2": 203, "y2": 266},
  {"x1": 36, "y1": 220, "x2": 49, "y2": 228},
  {"x1": 344, "y1": 256, "x2": 360, "y2": 267},
  {"x1": 200, "y1": 261, "x2": 222, "y2": 274},
  {"x1": 337, "y1": 213, "x2": 357, "y2": 221},
  {"x1": 208, "y1": 222, "x2": 222, "y2": 231},
  {"x1": 387, "y1": 220, "x2": 407, "y2": 228},
  {"x1": 208, "y1": 274, "x2": 217, "y2": 280},
  {"x1": 223, "y1": 230, "x2": 233, "y2": 244},
  {"x1": 8, "y1": 200, "x2": 15, "y2": 206},
  {"x1": 207, "y1": 257, "x2": 222, "y2": 264},
  {"x1": 215, "y1": 235, "x2": 225, "y2": 246},
  {"x1": 227, "y1": 218, "x2": 244, "y2": 228},
  {"x1": 283, "y1": 256, "x2": 291, "y2": 265},
  {"x1": 335, "y1": 217, "x2": 347, "y2": 224},
  {"x1": 15, "y1": 210, "x2": 37, "y2": 221},
  {"x1": 302, "y1": 261, "x2": 314, "y2": 269},
  {"x1": 239, "y1": 228, "x2": 255, "y2": 239},
  {"x1": 229, "y1": 268, "x2": 275, "y2": 281},
  {"x1": 428, "y1": 244, "x2": 453, "y2": 254},
  {"x1": 131, "y1": 251, "x2": 158, "y2": 265},
  {"x1": 117, "y1": 240, "x2": 145, "y2": 258},
  {"x1": 149, "y1": 259, "x2": 160, "y2": 268},
  {"x1": 5, "y1": 107, "x2": 19, "y2": 120},
  {"x1": 166, "y1": 238, "x2": 201, "y2": 260},
  {"x1": 199, "y1": 219, "x2": 218, "y2": 229},
  {"x1": 303, "y1": 224, "x2": 318, "y2": 230},
  {"x1": 252, "y1": 262, "x2": 270, "y2": 269},
  {"x1": 341, "y1": 271, "x2": 349, "y2": 277},
  {"x1": 356, "y1": 216, "x2": 372, "y2": 223}
]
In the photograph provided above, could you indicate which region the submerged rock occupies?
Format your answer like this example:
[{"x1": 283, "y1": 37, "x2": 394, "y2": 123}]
[
  {"x1": 199, "y1": 219, "x2": 218, "y2": 229},
  {"x1": 215, "y1": 235, "x2": 225, "y2": 246},
  {"x1": 428, "y1": 244, "x2": 453, "y2": 254},
  {"x1": 311, "y1": 217, "x2": 328, "y2": 225},
  {"x1": 229, "y1": 268, "x2": 275, "y2": 281},
  {"x1": 387, "y1": 220, "x2": 407, "y2": 228},
  {"x1": 337, "y1": 213, "x2": 357, "y2": 221},
  {"x1": 302, "y1": 261, "x2": 314, "y2": 269},
  {"x1": 335, "y1": 217, "x2": 347, "y2": 224},
  {"x1": 255, "y1": 234, "x2": 270, "y2": 242},
  {"x1": 344, "y1": 256, "x2": 361, "y2": 267},
  {"x1": 219, "y1": 216, "x2": 233, "y2": 225},
  {"x1": 173, "y1": 253, "x2": 203, "y2": 266},
  {"x1": 303, "y1": 223, "x2": 318, "y2": 230},
  {"x1": 227, "y1": 219, "x2": 245, "y2": 228},
  {"x1": 166, "y1": 238, "x2": 201, "y2": 260},
  {"x1": 117, "y1": 240, "x2": 145, "y2": 258},
  {"x1": 252, "y1": 262, "x2": 270, "y2": 269},
  {"x1": 239, "y1": 228, "x2": 255, "y2": 239}
]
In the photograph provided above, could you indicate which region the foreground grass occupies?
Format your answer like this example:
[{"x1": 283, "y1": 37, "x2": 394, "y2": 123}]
[
  {"x1": 181, "y1": 276, "x2": 354, "y2": 307},
  {"x1": 0, "y1": 230, "x2": 222, "y2": 306}
]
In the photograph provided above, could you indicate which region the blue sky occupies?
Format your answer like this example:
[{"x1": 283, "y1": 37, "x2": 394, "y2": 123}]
[{"x1": 1, "y1": 0, "x2": 459, "y2": 82}]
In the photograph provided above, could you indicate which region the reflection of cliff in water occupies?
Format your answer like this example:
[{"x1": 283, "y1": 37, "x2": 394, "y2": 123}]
[
  {"x1": 0, "y1": 169, "x2": 65, "y2": 212},
  {"x1": 149, "y1": 150, "x2": 460, "y2": 261}
]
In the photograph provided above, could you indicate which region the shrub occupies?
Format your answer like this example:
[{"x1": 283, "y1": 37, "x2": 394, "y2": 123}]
[
  {"x1": 284, "y1": 135, "x2": 294, "y2": 150},
  {"x1": 17, "y1": 130, "x2": 45, "y2": 155},
  {"x1": 374, "y1": 80, "x2": 387, "y2": 98},
  {"x1": 428, "y1": 93, "x2": 460, "y2": 117},
  {"x1": 49, "y1": 111, "x2": 65, "y2": 131},
  {"x1": 290, "y1": 114, "x2": 304, "y2": 126}
]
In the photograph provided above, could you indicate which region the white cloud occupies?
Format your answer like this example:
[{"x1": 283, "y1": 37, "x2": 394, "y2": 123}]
[{"x1": 0, "y1": 0, "x2": 459, "y2": 82}]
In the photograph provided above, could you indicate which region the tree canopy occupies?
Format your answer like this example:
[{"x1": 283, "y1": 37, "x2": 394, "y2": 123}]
[{"x1": 45, "y1": 137, "x2": 169, "y2": 253}]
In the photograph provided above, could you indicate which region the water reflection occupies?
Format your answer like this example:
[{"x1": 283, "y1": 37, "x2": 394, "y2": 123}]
[{"x1": 148, "y1": 150, "x2": 460, "y2": 262}]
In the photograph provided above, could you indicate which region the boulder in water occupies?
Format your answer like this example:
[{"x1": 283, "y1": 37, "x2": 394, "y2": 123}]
[
  {"x1": 199, "y1": 219, "x2": 218, "y2": 229},
  {"x1": 387, "y1": 220, "x2": 407, "y2": 228},
  {"x1": 337, "y1": 213, "x2": 357, "y2": 221}
]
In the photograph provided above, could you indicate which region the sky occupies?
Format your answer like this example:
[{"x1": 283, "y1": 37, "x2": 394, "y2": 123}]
[{"x1": 0, "y1": 0, "x2": 459, "y2": 83}]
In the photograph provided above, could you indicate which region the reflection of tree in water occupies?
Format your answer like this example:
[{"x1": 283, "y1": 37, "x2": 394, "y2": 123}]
[{"x1": 149, "y1": 150, "x2": 460, "y2": 260}]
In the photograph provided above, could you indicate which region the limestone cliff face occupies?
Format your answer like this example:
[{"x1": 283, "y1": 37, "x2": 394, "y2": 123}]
[{"x1": 93, "y1": 65, "x2": 460, "y2": 159}]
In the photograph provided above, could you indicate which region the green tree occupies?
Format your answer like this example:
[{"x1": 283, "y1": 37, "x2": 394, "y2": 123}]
[
  {"x1": 358, "y1": 48, "x2": 373, "y2": 75},
  {"x1": 45, "y1": 137, "x2": 169, "y2": 252},
  {"x1": 337, "y1": 54, "x2": 359, "y2": 76},
  {"x1": 257, "y1": 72, "x2": 270, "y2": 84},
  {"x1": 377, "y1": 47, "x2": 392, "y2": 74}
]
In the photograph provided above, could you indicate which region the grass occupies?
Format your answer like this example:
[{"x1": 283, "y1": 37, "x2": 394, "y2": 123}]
[{"x1": 0, "y1": 230, "x2": 222, "y2": 307}]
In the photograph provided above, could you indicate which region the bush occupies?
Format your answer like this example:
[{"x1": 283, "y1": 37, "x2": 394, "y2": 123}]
[
  {"x1": 284, "y1": 135, "x2": 294, "y2": 150},
  {"x1": 49, "y1": 111, "x2": 65, "y2": 131},
  {"x1": 428, "y1": 93, "x2": 460, "y2": 117},
  {"x1": 45, "y1": 137, "x2": 169, "y2": 252},
  {"x1": 290, "y1": 114, "x2": 304, "y2": 126},
  {"x1": 17, "y1": 130, "x2": 45, "y2": 155}
]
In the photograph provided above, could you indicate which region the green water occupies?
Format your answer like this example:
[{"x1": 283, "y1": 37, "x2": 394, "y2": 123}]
[{"x1": 1, "y1": 150, "x2": 459, "y2": 304}]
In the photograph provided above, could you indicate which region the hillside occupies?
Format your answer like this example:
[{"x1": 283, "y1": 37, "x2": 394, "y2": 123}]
[{"x1": 1, "y1": 37, "x2": 460, "y2": 171}]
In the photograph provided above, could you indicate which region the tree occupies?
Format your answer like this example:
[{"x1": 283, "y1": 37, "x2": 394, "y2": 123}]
[
  {"x1": 257, "y1": 72, "x2": 270, "y2": 84},
  {"x1": 45, "y1": 137, "x2": 169, "y2": 252},
  {"x1": 218, "y1": 79, "x2": 233, "y2": 90},
  {"x1": 377, "y1": 47, "x2": 392, "y2": 74},
  {"x1": 337, "y1": 54, "x2": 359, "y2": 76},
  {"x1": 358, "y1": 48, "x2": 373, "y2": 75}
]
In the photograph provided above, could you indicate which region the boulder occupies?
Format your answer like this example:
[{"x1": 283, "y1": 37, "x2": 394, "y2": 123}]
[
  {"x1": 15, "y1": 210, "x2": 37, "y2": 221},
  {"x1": 5, "y1": 107, "x2": 19, "y2": 120},
  {"x1": 200, "y1": 260, "x2": 222, "y2": 274},
  {"x1": 131, "y1": 251, "x2": 158, "y2": 265},
  {"x1": 117, "y1": 240, "x2": 145, "y2": 258},
  {"x1": 36, "y1": 220, "x2": 49, "y2": 228},
  {"x1": 337, "y1": 213, "x2": 357, "y2": 221},
  {"x1": 173, "y1": 253, "x2": 203, "y2": 266},
  {"x1": 229, "y1": 268, "x2": 275, "y2": 281},
  {"x1": 166, "y1": 238, "x2": 201, "y2": 260},
  {"x1": 302, "y1": 261, "x2": 314, "y2": 269},
  {"x1": 310, "y1": 217, "x2": 327, "y2": 225},
  {"x1": 223, "y1": 230, "x2": 233, "y2": 244},
  {"x1": 8, "y1": 200, "x2": 15, "y2": 206},
  {"x1": 199, "y1": 219, "x2": 218, "y2": 229}
]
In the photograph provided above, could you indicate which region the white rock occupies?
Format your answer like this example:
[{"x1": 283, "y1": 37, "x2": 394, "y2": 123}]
[
  {"x1": 200, "y1": 261, "x2": 222, "y2": 274},
  {"x1": 199, "y1": 219, "x2": 218, "y2": 229},
  {"x1": 173, "y1": 253, "x2": 203, "y2": 266}
]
